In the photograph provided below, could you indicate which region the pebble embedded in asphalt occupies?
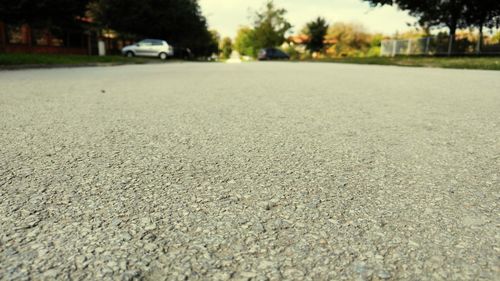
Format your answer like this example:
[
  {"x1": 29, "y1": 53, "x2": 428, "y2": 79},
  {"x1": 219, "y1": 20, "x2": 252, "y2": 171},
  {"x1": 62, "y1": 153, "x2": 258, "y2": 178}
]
[{"x1": 0, "y1": 62, "x2": 499, "y2": 280}]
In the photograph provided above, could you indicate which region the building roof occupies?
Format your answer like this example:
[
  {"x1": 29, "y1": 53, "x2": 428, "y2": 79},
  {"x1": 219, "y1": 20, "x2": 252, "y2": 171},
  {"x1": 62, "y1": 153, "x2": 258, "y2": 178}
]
[{"x1": 287, "y1": 34, "x2": 338, "y2": 45}]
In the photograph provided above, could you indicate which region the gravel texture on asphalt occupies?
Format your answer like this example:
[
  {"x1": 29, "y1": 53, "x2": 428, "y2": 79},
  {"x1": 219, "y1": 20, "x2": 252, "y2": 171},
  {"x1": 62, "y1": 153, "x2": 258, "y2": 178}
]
[{"x1": 0, "y1": 62, "x2": 499, "y2": 281}]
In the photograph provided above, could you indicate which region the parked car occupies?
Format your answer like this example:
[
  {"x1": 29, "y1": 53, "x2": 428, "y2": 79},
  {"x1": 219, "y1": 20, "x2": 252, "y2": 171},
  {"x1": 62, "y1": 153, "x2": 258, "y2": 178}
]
[
  {"x1": 121, "y1": 39, "x2": 174, "y2": 60},
  {"x1": 258, "y1": 48, "x2": 290, "y2": 60}
]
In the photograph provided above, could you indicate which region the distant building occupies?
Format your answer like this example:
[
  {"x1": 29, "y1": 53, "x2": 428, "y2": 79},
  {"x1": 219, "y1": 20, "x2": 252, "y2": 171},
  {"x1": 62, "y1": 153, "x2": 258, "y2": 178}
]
[
  {"x1": 282, "y1": 34, "x2": 338, "y2": 57},
  {"x1": 0, "y1": 19, "x2": 133, "y2": 55},
  {"x1": 0, "y1": 19, "x2": 95, "y2": 55}
]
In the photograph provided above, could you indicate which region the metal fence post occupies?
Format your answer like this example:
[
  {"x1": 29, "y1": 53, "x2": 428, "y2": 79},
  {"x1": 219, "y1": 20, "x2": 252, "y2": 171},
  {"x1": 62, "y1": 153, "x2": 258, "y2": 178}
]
[
  {"x1": 425, "y1": 37, "x2": 431, "y2": 55},
  {"x1": 392, "y1": 40, "x2": 397, "y2": 57}
]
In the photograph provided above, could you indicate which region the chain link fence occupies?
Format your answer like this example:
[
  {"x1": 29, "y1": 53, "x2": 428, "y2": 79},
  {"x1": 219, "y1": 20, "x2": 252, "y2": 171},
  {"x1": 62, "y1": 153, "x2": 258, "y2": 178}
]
[{"x1": 381, "y1": 37, "x2": 500, "y2": 56}]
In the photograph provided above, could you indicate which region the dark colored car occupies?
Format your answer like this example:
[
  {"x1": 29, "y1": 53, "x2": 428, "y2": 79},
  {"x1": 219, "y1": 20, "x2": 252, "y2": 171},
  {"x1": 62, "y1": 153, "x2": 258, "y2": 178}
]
[
  {"x1": 172, "y1": 47, "x2": 194, "y2": 60},
  {"x1": 258, "y1": 48, "x2": 290, "y2": 60}
]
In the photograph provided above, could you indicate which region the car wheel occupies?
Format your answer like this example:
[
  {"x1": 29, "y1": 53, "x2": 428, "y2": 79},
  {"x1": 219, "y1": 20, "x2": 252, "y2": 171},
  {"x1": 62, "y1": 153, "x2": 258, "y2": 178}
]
[
  {"x1": 126, "y1": 51, "x2": 134, "y2": 58},
  {"x1": 159, "y1": 52, "x2": 168, "y2": 60}
]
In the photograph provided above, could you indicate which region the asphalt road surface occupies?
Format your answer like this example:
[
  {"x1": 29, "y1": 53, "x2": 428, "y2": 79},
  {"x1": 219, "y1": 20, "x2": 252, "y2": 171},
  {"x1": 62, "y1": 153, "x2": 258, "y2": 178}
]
[{"x1": 1, "y1": 62, "x2": 499, "y2": 281}]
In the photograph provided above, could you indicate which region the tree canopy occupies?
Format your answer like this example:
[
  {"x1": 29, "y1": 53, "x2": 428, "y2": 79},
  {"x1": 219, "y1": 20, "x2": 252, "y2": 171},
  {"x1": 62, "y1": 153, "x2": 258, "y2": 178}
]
[
  {"x1": 0, "y1": 0, "x2": 218, "y2": 55},
  {"x1": 234, "y1": 26, "x2": 258, "y2": 57},
  {"x1": 463, "y1": 0, "x2": 500, "y2": 31},
  {"x1": 252, "y1": 1, "x2": 292, "y2": 48},
  {"x1": 0, "y1": 0, "x2": 90, "y2": 28},
  {"x1": 232, "y1": 1, "x2": 291, "y2": 58},
  {"x1": 305, "y1": 17, "x2": 329, "y2": 53},
  {"x1": 325, "y1": 22, "x2": 372, "y2": 57},
  {"x1": 363, "y1": 0, "x2": 500, "y2": 54},
  {"x1": 92, "y1": 0, "x2": 215, "y2": 55},
  {"x1": 220, "y1": 37, "x2": 233, "y2": 59}
]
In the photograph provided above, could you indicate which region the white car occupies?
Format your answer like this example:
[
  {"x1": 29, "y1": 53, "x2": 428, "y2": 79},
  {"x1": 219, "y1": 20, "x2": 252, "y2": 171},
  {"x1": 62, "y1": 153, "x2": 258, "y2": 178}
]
[{"x1": 122, "y1": 39, "x2": 174, "y2": 60}]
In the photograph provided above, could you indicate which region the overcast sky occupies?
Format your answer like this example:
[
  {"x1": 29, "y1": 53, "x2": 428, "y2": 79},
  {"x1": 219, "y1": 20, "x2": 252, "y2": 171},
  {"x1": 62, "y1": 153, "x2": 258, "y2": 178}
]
[{"x1": 199, "y1": 0, "x2": 417, "y2": 38}]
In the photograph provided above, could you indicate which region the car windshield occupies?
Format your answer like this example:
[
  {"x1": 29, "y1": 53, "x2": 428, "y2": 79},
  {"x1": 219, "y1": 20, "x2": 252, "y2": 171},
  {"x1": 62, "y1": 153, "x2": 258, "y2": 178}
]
[{"x1": 138, "y1": 40, "x2": 153, "y2": 45}]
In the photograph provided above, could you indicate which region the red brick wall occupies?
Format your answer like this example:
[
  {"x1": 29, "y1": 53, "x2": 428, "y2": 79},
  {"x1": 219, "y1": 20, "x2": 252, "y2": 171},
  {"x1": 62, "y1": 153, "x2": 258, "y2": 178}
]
[
  {"x1": 0, "y1": 21, "x2": 89, "y2": 55},
  {"x1": 4, "y1": 45, "x2": 88, "y2": 55},
  {"x1": 21, "y1": 24, "x2": 32, "y2": 46},
  {"x1": 0, "y1": 21, "x2": 6, "y2": 50}
]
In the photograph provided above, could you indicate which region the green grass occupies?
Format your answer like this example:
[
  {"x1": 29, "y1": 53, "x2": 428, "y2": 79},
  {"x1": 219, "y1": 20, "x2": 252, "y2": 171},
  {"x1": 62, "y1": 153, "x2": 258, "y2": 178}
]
[
  {"x1": 0, "y1": 53, "x2": 157, "y2": 67},
  {"x1": 2, "y1": 53, "x2": 500, "y2": 71},
  {"x1": 313, "y1": 56, "x2": 500, "y2": 71}
]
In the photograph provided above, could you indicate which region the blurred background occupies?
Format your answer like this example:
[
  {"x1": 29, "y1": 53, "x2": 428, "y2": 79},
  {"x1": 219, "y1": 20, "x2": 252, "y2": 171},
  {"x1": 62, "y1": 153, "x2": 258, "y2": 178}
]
[{"x1": 0, "y1": 0, "x2": 499, "y2": 62}]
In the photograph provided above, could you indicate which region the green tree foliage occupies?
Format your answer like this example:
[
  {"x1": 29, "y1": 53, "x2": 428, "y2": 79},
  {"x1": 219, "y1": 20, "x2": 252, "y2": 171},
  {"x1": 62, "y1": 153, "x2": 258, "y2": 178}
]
[
  {"x1": 464, "y1": 0, "x2": 500, "y2": 30},
  {"x1": 0, "y1": 0, "x2": 90, "y2": 28},
  {"x1": 365, "y1": 0, "x2": 465, "y2": 54},
  {"x1": 282, "y1": 45, "x2": 301, "y2": 60},
  {"x1": 365, "y1": 34, "x2": 384, "y2": 56},
  {"x1": 210, "y1": 30, "x2": 221, "y2": 45},
  {"x1": 93, "y1": 0, "x2": 216, "y2": 56},
  {"x1": 200, "y1": 31, "x2": 222, "y2": 57},
  {"x1": 363, "y1": 0, "x2": 500, "y2": 54},
  {"x1": 305, "y1": 17, "x2": 329, "y2": 53},
  {"x1": 252, "y1": 1, "x2": 292, "y2": 48},
  {"x1": 491, "y1": 31, "x2": 500, "y2": 44},
  {"x1": 463, "y1": 0, "x2": 500, "y2": 52},
  {"x1": 325, "y1": 22, "x2": 371, "y2": 57},
  {"x1": 370, "y1": 33, "x2": 384, "y2": 47},
  {"x1": 232, "y1": 1, "x2": 291, "y2": 58},
  {"x1": 220, "y1": 37, "x2": 233, "y2": 59},
  {"x1": 208, "y1": 29, "x2": 221, "y2": 56},
  {"x1": 233, "y1": 26, "x2": 258, "y2": 57}
]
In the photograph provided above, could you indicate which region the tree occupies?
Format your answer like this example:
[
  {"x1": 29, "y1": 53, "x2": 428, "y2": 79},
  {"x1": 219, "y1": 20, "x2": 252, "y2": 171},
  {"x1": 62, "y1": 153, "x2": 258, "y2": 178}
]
[
  {"x1": 0, "y1": 0, "x2": 90, "y2": 28},
  {"x1": 364, "y1": 0, "x2": 468, "y2": 55},
  {"x1": 305, "y1": 17, "x2": 329, "y2": 53},
  {"x1": 232, "y1": 1, "x2": 291, "y2": 58},
  {"x1": 463, "y1": 0, "x2": 500, "y2": 53},
  {"x1": 492, "y1": 31, "x2": 500, "y2": 44},
  {"x1": 234, "y1": 26, "x2": 258, "y2": 57},
  {"x1": 220, "y1": 37, "x2": 233, "y2": 59},
  {"x1": 252, "y1": 0, "x2": 292, "y2": 48},
  {"x1": 93, "y1": 0, "x2": 215, "y2": 56},
  {"x1": 325, "y1": 22, "x2": 371, "y2": 57},
  {"x1": 206, "y1": 29, "x2": 221, "y2": 57},
  {"x1": 209, "y1": 29, "x2": 221, "y2": 46}
]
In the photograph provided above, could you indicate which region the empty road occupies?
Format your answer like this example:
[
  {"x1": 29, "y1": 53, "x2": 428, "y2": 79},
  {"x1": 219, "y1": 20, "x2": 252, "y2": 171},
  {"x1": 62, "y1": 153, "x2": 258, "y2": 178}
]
[{"x1": 1, "y1": 62, "x2": 499, "y2": 280}]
